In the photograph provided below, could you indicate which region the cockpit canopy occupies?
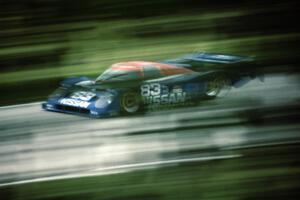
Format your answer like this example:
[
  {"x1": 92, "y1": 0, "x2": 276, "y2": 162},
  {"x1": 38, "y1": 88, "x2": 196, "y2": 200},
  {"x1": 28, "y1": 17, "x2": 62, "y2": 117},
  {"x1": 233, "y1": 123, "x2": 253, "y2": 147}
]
[{"x1": 95, "y1": 61, "x2": 192, "y2": 82}]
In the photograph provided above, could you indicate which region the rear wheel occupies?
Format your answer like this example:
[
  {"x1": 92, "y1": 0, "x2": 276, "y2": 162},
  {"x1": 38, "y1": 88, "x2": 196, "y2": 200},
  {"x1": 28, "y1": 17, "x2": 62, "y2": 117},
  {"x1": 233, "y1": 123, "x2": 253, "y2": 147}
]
[
  {"x1": 120, "y1": 91, "x2": 141, "y2": 114},
  {"x1": 205, "y1": 75, "x2": 231, "y2": 98}
]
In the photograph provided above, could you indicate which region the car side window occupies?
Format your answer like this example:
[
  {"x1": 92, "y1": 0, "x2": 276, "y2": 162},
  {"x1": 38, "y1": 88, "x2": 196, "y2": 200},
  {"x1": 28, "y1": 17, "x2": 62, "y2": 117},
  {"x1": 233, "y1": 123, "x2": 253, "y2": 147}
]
[
  {"x1": 119, "y1": 70, "x2": 141, "y2": 80},
  {"x1": 96, "y1": 69, "x2": 141, "y2": 82},
  {"x1": 143, "y1": 65, "x2": 162, "y2": 79}
]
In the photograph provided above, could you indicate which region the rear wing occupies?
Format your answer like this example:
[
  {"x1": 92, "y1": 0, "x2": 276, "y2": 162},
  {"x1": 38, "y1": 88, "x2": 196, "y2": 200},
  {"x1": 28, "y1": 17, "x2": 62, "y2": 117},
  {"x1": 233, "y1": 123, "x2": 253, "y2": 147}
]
[{"x1": 161, "y1": 52, "x2": 254, "y2": 68}]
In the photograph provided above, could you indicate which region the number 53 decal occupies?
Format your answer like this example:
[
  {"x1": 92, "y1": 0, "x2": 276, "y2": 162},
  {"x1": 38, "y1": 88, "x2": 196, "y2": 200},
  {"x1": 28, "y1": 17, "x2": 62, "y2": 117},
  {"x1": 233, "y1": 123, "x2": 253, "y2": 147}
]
[
  {"x1": 71, "y1": 91, "x2": 96, "y2": 101},
  {"x1": 141, "y1": 83, "x2": 161, "y2": 96},
  {"x1": 141, "y1": 83, "x2": 169, "y2": 97}
]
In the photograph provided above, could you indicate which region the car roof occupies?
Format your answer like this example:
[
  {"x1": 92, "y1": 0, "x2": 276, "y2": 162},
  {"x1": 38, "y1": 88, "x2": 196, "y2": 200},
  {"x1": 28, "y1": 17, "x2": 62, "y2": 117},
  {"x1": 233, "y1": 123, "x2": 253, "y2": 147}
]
[{"x1": 111, "y1": 61, "x2": 192, "y2": 76}]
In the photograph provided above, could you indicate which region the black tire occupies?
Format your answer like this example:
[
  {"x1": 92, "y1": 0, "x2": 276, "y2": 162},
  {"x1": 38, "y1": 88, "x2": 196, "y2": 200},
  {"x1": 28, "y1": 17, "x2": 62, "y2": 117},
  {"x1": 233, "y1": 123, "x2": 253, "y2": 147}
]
[
  {"x1": 120, "y1": 91, "x2": 141, "y2": 114},
  {"x1": 205, "y1": 75, "x2": 231, "y2": 98}
]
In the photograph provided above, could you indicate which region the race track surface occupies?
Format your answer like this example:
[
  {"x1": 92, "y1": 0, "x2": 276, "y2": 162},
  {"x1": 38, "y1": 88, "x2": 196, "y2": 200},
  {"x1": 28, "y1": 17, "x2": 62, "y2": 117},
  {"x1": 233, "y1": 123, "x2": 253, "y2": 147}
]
[{"x1": 0, "y1": 74, "x2": 300, "y2": 186}]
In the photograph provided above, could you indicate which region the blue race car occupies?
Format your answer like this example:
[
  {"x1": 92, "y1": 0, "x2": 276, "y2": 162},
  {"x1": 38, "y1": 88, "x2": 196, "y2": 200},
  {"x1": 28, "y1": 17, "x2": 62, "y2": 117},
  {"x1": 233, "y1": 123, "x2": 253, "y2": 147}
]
[{"x1": 42, "y1": 52, "x2": 256, "y2": 118}]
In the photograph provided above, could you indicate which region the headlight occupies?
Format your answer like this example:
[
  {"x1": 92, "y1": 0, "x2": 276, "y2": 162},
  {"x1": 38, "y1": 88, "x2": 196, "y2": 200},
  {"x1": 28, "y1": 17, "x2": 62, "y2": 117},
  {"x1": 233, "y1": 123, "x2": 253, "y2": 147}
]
[{"x1": 94, "y1": 93, "x2": 114, "y2": 108}]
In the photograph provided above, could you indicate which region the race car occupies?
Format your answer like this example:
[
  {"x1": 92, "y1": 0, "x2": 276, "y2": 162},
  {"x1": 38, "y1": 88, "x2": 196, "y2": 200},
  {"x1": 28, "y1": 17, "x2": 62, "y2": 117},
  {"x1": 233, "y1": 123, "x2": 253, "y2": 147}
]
[{"x1": 42, "y1": 52, "x2": 257, "y2": 118}]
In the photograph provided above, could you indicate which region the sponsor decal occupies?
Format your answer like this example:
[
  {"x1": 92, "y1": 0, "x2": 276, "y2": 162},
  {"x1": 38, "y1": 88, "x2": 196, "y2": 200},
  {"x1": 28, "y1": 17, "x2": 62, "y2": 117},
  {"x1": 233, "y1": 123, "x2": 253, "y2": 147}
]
[
  {"x1": 90, "y1": 110, "x2": 99, "y2": 115},
  {"x1": 141, "y1": 83, "x2": 186, "y2": 105},
  {"x1": 70, "y1": 91, "x2": 96, "y2": 101},
  {"x1": 59, "y1": 98, "x2": 90, "y2": 108},
  {"x1": 45, "y1": 104, "x2": 55, "y2": 110},
  {"x1": 143, "y1": 93, "x2": 186, "y2": 105},
  {"x1": 172, "y1": 85, "x2": 183, "y2": 93}
]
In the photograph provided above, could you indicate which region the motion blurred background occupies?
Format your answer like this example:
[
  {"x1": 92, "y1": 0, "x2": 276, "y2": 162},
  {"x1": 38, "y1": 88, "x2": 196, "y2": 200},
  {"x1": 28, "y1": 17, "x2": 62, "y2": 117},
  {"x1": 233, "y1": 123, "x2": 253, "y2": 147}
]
[
  {"x1": 0, "y1": 0, "x2": 300, "y2": 199},
  {"x1": 0, "y1": 0, "x2": 299, "y2": 105}
]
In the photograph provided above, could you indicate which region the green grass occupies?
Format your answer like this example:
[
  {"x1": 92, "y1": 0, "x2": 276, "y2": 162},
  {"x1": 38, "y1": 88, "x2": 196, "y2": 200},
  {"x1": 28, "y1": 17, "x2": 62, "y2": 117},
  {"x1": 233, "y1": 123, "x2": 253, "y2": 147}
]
[
  {"x1": 1, "y1": 33, "x2": 298, "y2": 85},
  {"x1": 1, "y1": 145, "x2": 299, "y2": 200}
]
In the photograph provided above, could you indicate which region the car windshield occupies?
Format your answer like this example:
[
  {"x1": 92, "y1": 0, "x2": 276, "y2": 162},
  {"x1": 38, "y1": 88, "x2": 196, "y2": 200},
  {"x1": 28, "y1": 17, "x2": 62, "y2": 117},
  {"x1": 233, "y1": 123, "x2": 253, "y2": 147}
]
[
  {"x1": 95, "y1": 68, "x2": 141, "y2": 82},
  {"x1": 95, "y1": 62, "x2": 194, "y2": 83}
]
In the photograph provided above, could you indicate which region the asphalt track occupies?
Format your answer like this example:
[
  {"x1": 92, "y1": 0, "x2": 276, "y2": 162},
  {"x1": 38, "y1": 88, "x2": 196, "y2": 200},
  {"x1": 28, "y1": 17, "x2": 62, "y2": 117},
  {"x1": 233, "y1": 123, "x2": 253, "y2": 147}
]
[{"x1": 0, "y1": 74, "x2": 300, "y2": 186}]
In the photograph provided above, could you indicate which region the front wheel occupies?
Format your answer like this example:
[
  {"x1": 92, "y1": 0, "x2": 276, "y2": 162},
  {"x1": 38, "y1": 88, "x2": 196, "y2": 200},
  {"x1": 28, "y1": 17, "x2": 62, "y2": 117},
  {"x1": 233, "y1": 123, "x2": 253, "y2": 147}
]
[
  {"x1": 120, "y1": 91, "x2": 141, "y2": 114},
  {"x1": 205, "y1": 75, "x2": 231, "y2": 98}
]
